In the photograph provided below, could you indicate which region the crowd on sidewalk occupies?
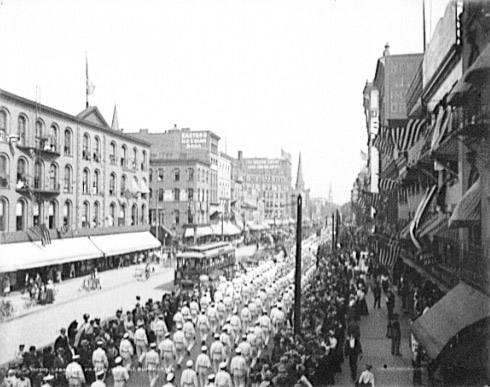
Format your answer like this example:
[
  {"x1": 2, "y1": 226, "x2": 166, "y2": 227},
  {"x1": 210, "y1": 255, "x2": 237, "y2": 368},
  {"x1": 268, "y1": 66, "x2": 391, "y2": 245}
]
[{"x1": 2, "y1": 239, "x2": 387, "y2": 387}]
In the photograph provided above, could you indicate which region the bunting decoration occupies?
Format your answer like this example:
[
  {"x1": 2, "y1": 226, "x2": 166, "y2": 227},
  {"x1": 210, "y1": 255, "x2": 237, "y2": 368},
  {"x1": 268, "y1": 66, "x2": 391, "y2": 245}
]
[
  {"x1": 378, "y1": 239, "x2": 400, "y2": 270},
  {"x1": 40, "y1": 223, "x2": 51, "y2": 246},
  {"x1": 379, "y1": 178, "x2": 398, "y2": 191},
  {"x1": 359, "y1": 190, "x2": 381, "y2": 209},
  {"x1": 390, "y1": 119, "x2": 427, "y2": 151},
  {"x1": 373, "y1": 133, "x2": 394, "y2": 156}
]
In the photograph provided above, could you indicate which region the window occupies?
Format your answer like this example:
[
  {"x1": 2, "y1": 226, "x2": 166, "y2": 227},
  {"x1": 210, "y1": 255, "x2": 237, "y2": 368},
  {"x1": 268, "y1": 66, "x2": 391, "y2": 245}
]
[
  {"x1": 82, "y1": 201, "x2": 90, "y2": 228},
  {"x1": 132, "y1": 148, "x2": 137, "y2": 169},
  {"x1": 49, "y1": 125, "x2": 58, "y2": 152},
  {"x1": 188, "y1": 168, "x2": 194, "y2": 181},
  {"x1": 149, "y1": 188, "x2": 153, "y2": 199},
  {"x1": 109, "y1": 203, "x2": 117, "y2": 227},
  {"x1": 197, "y1": 188, "x2": 201, "y2": 202},
  {"x1": 197, "y1": 169, "x2": 200, "y2": 182},
  {"x1": 63, "y1": 201, "x2": 72, "y2": 228},
  {"x1": 174, "y1": 168, "x2": 180, "y2": 182},
  {"x1": 64, "y1": 128, "x2": 72, "y2": 156},
  {"x1": 48, "y1": 201, "x2": 57, "y2": 229},
  {"x1": 131, "y1": 204, "x2": 138, "y2": 225},
  {"x1": 110, "y1": 142, "x2": 116, "y2": 165},
  {"x1": 174, "y1": 188, "x2": 180, "y2": 202},
  {"x1": 0, "y1": 197, "x2": 7, "y2": 231},
  {"x1": 142, "y1": 151, "x2": 147, "y2": 170},
  {"x1": 83, "y1": 133, "x2": 91, "y2": 160},
  {"x1": 119, "y1": 204, "x2": 126, "y2": 226},
  {"x1": 141, "y1": 203, "x2": 147, "y2": 224},
  {"x1": 49, "y1": 164, "x2": 58, "y2": 191},
  {"x1": 34, "y1": 161, "x2": 42, "y2": 189},
  {"x1": 188, "y1": 188, "x2": 194, "y2": 201},
  {"x1": 93, "y1": 170, "x2": 100, "y2": 194},
  {"x1": 17, "y1": 158, "x2": 27, "y2": 187},
  {"x1": 174, "y1": 209, "x2": 180, "y2": 225},
  {"x1": 33, "y1": 201, "x2": 42, "y2": 227},
  {"x1": 121, "y1": 145, "x2": 127, "y2": 167},
  {"x1": 0, "y1": 154, "x2": 9, "y2": 188},
  {"x1": 64, "y1": 165, "x2": 72, "y2": 193},
  {"x1": 82, "y1": 169, "x2": 89, "y2": 194},
  {"x1": 149, "y1": 169, "x2": 153, "y2": 182},
  {"x1": 109, "y1": 173, "x2": 116, "y2": 196},
  {"x1": 0, "y1": 110, "x2": 7, "y2": 140},
  {"x1": 93, "y1": 201, "x2": 100, "y2": 228},
  {"x1": 206, "y1": 171, "x2": 209, "y2": 184},
  {"x1": 35, "y1": 120, "x2": 43, "y2": 149},
  {"x1": 18, "y1": 116, "x2": 27, "y2": 146},
  {"x1": 93, "y1": 137, "x2": 101, "y2": 162},
  {"x1": 16, "y1": 200, "x2": 26, "y2": 231},
  {"x1": 121, "y1": 175, "x2": 126, "y2": 196},
  {"x1": 158, "y1": 188, "x2": 164, "y2": 202},
  {"x1": 158, "y1": 168, "x2": 164, "y2": 181}
]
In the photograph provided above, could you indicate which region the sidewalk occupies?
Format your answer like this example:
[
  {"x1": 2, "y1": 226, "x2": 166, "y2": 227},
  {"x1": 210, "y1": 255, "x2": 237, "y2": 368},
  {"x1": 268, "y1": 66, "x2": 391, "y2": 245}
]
[{"x1": 335, "y1": 285, "x2": 414, "y2": 387}]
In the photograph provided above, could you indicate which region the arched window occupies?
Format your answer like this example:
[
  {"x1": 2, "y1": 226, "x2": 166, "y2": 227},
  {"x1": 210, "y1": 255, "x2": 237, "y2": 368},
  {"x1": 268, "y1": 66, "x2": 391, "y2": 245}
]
[
  {"x1": 0, "y1": 110, "x2": 8, "y2": 140},
  {"x1": 94, "y1": 136, "x2": 101, "y2": 162},
  {"x1": 35, "y1": 120, "x2": 43, "y2": 149},
  {"x1": 64, "y1": 128, "x2": 72, "y2": 156},
  {"x1": 18, "y1": 115, "x2": 27, "y2": 146},
  {"x1": 63, "y1": 201, "x2": 72, "y2": 228},
  {"x1": 121, "y1": 175, "x2": 126, "y2": 196},
  {"x1": 141, "y1": 203, "x2": 147, "y2": 224},
  {"x1": 119, "y1": 204, "x2": 126, "y2": 226},
  {"x1": 64, "y1": 165, "x2": 72, "y2": 193},
  {"x1": 131, "y1": 203, "x2": 138, "y2": 225},
  {"x1": 82, "y1": 168, "x2": 90, "y2": 194},
  {"x1": 0, "y1": 197, "x2": 8, "y2": 231},
  {"x1": 49, "y1": 164, "x2": 58, "y2": 191},
  {"x1": 17, "y1": 158, "x2": 27, "y2": 188},
  {"x1": 83, "y1": 133, "x2": 90, "y2": 160},
  {"x1": 110, "y1": 142, "x2": 116, "y2": 165},
  {"x1": 142, "y1": 150, "x2": 147, "y2": 171},
  {"x1": 49, "y1": 124, "x2": 58, "y2": 152},
  {"x1": 93, "y1": 170, "x2": 100, "y2": 194},
  {"x1": 93, "y1": 201, "x2": 100, "y2": 228},
  {"x1": 0, "y1": 154, "x2": 9, "y2": 189},
  {"x1": 121, "y1": 145, "x2": 127, "y2": 167},
  {"x1": 16, "y1": 199, "x2": 26, "y2": 231},
  {"x1": 33, "y1": 200, "x2": 42, "y2": 227},
  {"x1": 34, "y1": 161, "x2": 43, "y2": 189},
  {"x1": 149, "y1": 168, "x2": 153, "y2": 182},
  {"x1": 109, "y1": 202, "x2": 117, "y2": 227},
  {"x1": 132, "y1": 148, "x2": 138, "y2": 169},
  {"x1": 48, "y1": 201, "x2": 57, "y2": 229},
  {"x1": 109, "y1": 173, "x2": 116, "y2": 196},
  {"x1": 82, "y1": 201, "x2": 90, "y2": 228}
]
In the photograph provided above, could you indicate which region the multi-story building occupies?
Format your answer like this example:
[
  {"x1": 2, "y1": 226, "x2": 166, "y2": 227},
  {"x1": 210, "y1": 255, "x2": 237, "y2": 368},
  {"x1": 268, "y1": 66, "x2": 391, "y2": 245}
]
[
  {"x1": 130, "y1": 127, "x2": 220, "y2": 240},
  {"x1": 0, "y1": 89, "x2": 158, "y2": 292},
  {"x1": 218, "y1": 152, "x2": 232, "y2": 217},
  {"x1": 234, "y1": 150, "x2": 292, "y2": 223}
]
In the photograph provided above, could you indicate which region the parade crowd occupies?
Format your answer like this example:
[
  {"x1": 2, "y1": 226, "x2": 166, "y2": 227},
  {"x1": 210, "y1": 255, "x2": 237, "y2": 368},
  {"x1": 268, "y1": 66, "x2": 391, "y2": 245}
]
[{"x1": 3, "y1": 238, "x2": 379, "y2": 387}]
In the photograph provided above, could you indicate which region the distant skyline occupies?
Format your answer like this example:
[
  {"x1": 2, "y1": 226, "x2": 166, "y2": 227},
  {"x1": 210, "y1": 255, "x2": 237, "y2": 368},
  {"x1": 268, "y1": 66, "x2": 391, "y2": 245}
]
[{"x1": 0, "y1": 0, "x2": 449, "y2": 204}]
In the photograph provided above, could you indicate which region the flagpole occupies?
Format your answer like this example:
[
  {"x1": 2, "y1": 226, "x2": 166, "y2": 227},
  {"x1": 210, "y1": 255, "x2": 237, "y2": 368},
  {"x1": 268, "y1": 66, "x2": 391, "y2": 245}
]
[{"x1": 85, "y1": 52, "x2": 89, "y2": 108}]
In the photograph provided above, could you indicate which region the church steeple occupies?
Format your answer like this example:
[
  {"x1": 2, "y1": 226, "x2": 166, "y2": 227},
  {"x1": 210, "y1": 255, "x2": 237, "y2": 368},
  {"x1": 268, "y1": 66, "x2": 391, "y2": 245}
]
[{"x1": 295, "y1": 153, "x2": 305, "y2": 192}]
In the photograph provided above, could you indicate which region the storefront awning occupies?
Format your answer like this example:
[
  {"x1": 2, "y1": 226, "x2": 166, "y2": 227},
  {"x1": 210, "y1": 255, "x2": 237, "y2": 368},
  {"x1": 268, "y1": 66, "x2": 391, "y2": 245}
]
[
  {"x1": 90, "y1": 231, "x2": 160, "y2": 257},
  {"x1": 210, "y1": 222, "x2": 241, "y2": 236},
  {"x1": 410, "y1": 185, "x2": 437, "y2": 250},
  {"x1": 131, "y1": 177, "x2": 142, "y2": 194},
  {"x1": 411, "y1": 282, "x2": 490, "y2": 359},
  {"x1": 449, "y1": 178, "x2": 481, "y2": 228},
  {"x1": 418, "y1": 213, "x2": 450, "y2": 240},
  {"x1": 242, "y1": 200, "x2": 258, "y2": 210},
  {"x1": 430, "y1": 106, "x2": 452, "y2": 153},
  {"x1": 184, "y1": 226, "x2": 213, "y2": 238},
  {"x1": 246, "y1": 221, "x2": 262, "y2": 231},
  {"x1": 0, "y1": 237, "x2": 104, "y2": 273}
]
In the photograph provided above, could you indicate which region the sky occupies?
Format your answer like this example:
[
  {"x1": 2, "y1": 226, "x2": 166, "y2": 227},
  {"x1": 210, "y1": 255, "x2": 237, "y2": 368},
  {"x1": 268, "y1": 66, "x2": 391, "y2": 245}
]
[{"x1": 0, "y1": 0, "x2": 449, "y2": 204}]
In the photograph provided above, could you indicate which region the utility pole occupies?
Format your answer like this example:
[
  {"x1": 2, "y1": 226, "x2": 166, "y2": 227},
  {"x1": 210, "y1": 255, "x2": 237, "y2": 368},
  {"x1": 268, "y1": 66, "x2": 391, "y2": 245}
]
[
  {"x1": 331, "y1": 212, "x2": 335, "y2": 251},
  {"x1": 294, "y1": 194, "x2": 302, "y2": 336}
]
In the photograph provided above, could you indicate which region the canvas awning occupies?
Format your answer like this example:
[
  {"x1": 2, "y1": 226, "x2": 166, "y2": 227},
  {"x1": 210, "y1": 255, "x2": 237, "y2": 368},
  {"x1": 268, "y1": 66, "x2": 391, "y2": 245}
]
[
  {"x1": 131, "y1": 177, "x2": 142, "y2": 194},
  {"x1": 90, "y1": 231, "x2": 160, "y2": 257},
  {"x1": 184, "y1": 226, "x2": 213, "y2": 238},
  {"x1": 430, "y1": 106, "x2": 453, "y2": 153},
  {"x1": 0, "y1": 237, "x2": 104, "y2": 273},
  {"x1": 411, "y1": 282, "x2": 490, "y2": 359},
  {"x1": 449, "y1": 178, "x2": 481, "y2": 228},
  {"x1": 410, "y1": 185, "x2": 437, "y2": 250},
  {"x1": 418, "y1": 213, "x2": 450, "y2": 240},
  {"x1": 242, "y1": 200, "x2": 258, "y2": 210},
  {"x1": 210, "y1": 222, "x2": 241, "y2": 236},
  {"x1": 246, "y1": 221, "x2": 262, "y2": 231},
  {"x1": 139, "y1": 179, "x2": 150, "y2": 194}
]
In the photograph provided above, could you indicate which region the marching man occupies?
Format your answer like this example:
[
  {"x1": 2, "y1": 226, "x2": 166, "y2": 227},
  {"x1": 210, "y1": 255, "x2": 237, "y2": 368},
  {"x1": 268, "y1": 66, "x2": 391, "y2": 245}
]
[
  {"x1": 134, "y1": 321, "x2": 148, "y2": 364},
  {"x1": 207, "y1": 303, "x2": 219, "y2": 335},
  {"x1": 210, "y1": 334, "x2": 224, "y2": 374},
  {"x1": 197, "y1": 310, "x2": 210, "y2": 342},
  {"x1": 92, "y1": 341, "x2": 109, "y2": 382},
  {"x1": 155, "y1": 314, "x2": 168, "y2": 347},
  {"x1": 190, "y1": 299, "x2": 200, "y2": 325},
  {"x1": 159, "y1": 332, "x2": 176, "y2": 374},
  {"x1": 230, "y1": 348, "x2": 247, "y2": 387},
  {"x1": 144, "y1": 343, "x2": 160, "y2": 387},
  {"x1": 111, "y1": 357, "x2": 130, "y2": 387},
  {"x1": 65, "y1": 354, "x2": 85, "y2": 387},
  {"x1": 119, "y1": 333, "x2": 134, "y2": 372},
  {"x1": 237, "y1": 335, "x2": 252, "y2": 368},
  {"x1": 258, "y1": 309, "x2": 272, "y2": 347},
  {"x1": 173, "y1": 324, "x2": 186, "y2": 368},
  {"x1": 181, "y1": 360, "x2": 199, "y2": 387},
  {"x1": 183, "y1": 317, "x2": 197, "y2": 354},
  {"x1": 195, "y1": 346, "x2": 211, "y2": 387},
  {"x1": 230, "y1": 311, "x2": 241, "y2": 345},
  {"x1": 215, "y1": 362, "x2": 233, "y2": 387},
  {"x1": 240, "y1": 304, "x2": 252, "y2": 334}
]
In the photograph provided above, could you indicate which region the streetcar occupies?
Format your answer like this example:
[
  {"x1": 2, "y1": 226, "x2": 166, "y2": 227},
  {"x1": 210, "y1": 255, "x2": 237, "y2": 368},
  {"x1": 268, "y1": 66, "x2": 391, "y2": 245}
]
[{"x1": 174, "y1": 242, "x2": 236, "y2": 294}]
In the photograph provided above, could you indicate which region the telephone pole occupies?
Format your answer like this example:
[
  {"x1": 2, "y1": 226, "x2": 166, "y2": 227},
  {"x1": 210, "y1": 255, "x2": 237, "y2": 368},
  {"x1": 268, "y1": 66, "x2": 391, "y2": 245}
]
[{"x1": 294, "y1": 194, "x2": 302, "y2": 336}]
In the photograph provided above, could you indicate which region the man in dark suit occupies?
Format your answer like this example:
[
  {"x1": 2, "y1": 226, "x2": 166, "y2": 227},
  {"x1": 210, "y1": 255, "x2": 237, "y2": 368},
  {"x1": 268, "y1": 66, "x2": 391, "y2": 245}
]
[
  {"x1": 344, "y1": 333, "x2": 363, "y2": 381},
  {"x1": 54, "y1": 328, "x2": 72, "y2": 362}
]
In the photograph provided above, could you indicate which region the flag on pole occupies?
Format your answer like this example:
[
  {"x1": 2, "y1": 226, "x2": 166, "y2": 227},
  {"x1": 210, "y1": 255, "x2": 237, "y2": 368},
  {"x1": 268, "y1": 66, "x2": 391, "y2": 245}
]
[
  {"x1": 281, "y1": 149, "x2": 292, "y2": 162},
  {"x1": 86, "y1": 53, "x2": 95, "y2": 96},
  {"x1": 361, "y1": 150, "x2": 367, "y2": 162}
]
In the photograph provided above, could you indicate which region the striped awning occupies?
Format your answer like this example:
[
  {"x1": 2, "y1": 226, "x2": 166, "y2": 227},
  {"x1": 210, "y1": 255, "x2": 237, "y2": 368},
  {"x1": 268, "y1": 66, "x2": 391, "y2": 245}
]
[
  {"x1": 377, "y1": 239, "x2": 401, "y2": 270},
  {"x1": 391, "y1": 119, "x2": 428, "y2": 151},
  {"x1": 395, "y1": 155, "x2": 408, "y2": 181},
  {"x1": 379, "y1": 178, "x2": 398, "y2": 191},
  {"x1": 449, "y1": 178, "x2": 481, "y2": 228},
  {"x1": 430, "y1": 106, "x2": 453, "y2": 153},
  {"x1": 418, "y1": 213, "x2": 450, "y2": 240},
  {"x1": 410, "y1": 185, "x2": 438, "y2": 250},
  {"x1": 373, "y1": 133, "x2": 394, "y2": 156}
]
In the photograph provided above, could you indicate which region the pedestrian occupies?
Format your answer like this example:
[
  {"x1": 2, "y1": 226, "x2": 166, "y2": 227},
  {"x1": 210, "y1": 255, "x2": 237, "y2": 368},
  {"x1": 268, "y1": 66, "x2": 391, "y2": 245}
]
[
  {"x1": 230, "y1": 348, "x2": 247, "y2": 387},
  {"x1": 144, "y1": 342, "x2": 160, "y2": 387},
  {"x1": 210, "y1": 334, "x2": 224, "y2": 374},
  {"x1": 173, "y1": 323, "x2": 186, "y2": 368},
  {"x1": 390, "y1": 314, "x2": 401, "y2": 356},
  {"x1": 65, "y1": 354, "x2": 86, "y2": 387},
  {"x1": 215, "y1": 362, "x2": 233, "y2": 387},
  {"x1": 91, "y1": 370, "x2": 106, "y2": 387},
  {"x1": 159, "y1": 332, "x2": 176, "y2": 374},
  {"x1": 196, "y1": 345, "x2": 212, "y2": 387},
  {"x1": 92, "y1": 340, "x2": 109, "y2": 382},
  {"x1": 344, "y1": 333, "x2": 362, "y2": 382},
  {"x1": 357, "y1": 364, "x2": 375, "y2": 387},
  {"x1": 181, "y1": 360, "x2": 199, "y2": 387},
  {"x1": 112, "y1": 356, "x2": 130, "y2": 387},
  {"x1": 134, "y1": 321, "x2": 148, "y2": 364},
  {"x1": 372, "y1": 282, "x2": 381, "y2": 309}
]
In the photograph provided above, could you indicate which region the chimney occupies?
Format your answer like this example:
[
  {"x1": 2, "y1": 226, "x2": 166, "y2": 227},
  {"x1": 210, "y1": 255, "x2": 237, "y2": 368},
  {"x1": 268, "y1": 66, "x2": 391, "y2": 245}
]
[
  {"x1": 238, "y1": 151, "x2": 243, "y2": 160},
  {"x1": 383, "y1": 43, "x2": 390, "y2": 57}
]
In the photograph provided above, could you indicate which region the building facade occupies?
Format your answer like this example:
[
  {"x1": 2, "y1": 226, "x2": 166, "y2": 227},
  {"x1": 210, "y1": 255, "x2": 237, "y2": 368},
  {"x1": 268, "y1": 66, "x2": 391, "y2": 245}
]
[{"x1": 218, "y1": 152, "x2": 232, "y2": 217}]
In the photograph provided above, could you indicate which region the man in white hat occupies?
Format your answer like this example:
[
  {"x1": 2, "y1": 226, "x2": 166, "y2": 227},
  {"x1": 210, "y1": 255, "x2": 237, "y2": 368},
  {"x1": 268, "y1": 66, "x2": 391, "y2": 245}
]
[
  {"x1": 216, "y1": 300, "x2": 226, "y2": 327},
  {"x1": 258, "y1": 309, "x2": 272, "y2": 347},
  {"x1": 229, "y1": 311, "x2": 241, "y2": 345},
  {"x1": 190, "y1": 299, "x2": 200, "y2": 325},
  {"x1": 230, "y1": 348, "x2": 247, "y2": 387},
  {"x1": 209, "y1": 334, "x2": 224, "y2": 374},
  {"x1": 155, "y1": 314, "x2": 168, "y2": 347},
  {"x1": 144, "y1": 342, "x2": 160, "y2": 387},
  {"x1": 66, "y1": 354, "x2": 86, "y2": 387},
  {"x1": 92, "y1": 341, "x2": 108, "y2": 382},
  {"x1": 237, "y1": 335, "x2": 252, "y2": 368},
  {"x1": 41, "y1": 374, "x2": 55, "y2": 387},
  {"x1": 173, "y1": 308, "x2": 184, "y2": 330},
  {"x1": 223, "y1": 294, "x2": 233, "y2": 320},
  {"x1": 119, "y1": 332, "x2": 134, "y2": 372},
  {"x1": 195, "y1": 345, "x2": 211, "y2": 387},
  {"x1": 207, "y1": 302, "x2": 219, "y2": 335},
  {"x1": 219, "y1": 326, "x2": 232, "y2": 367},
  {"x1": 181, "y1": 303, "x2": 191, "y2": 322},
  {"x1": 159, "y1": 332, "x2": 176, "y2": 374},
  {"x1": 206, "y1": 374, "x2": 216, "y2": 387},
  {"x1": 247, "y1": 327, "x2": 258, "y2": 367},
  {"x1": 200, "y1": 292, "x2": 210, "y2": 313},
  {"x1": 253, "y1": 321, "x2": 265, "y2": 358},
  {"x1": 197, "y1": 310, "x2": 210, "y2": 342},
  {"x1": 181, "y1": 359, "x2": 198, "y2": 387},
  {"x1": 134, "y1": 321, "x2": 148, "y2": 364},
  {"x1": 215, "y1": 362, "x2": 232, "y2": 387},
  {"x1": 163, "y1": 372, "x2": 176, "y2": 387},
  {"x1": 248, "y1": 299, "x2": 258, "y2": 323},
  {"x1": 173, "y1": 323, "x2": 186, "y2": 367},
  {"x1": 112, "y1": 356, "x2": 129, "y2": 387},
  {"x1": 272, "y1": 303, "x2": 285, "y2": 334},
  {"x1": 240, "y1": 303, "x2": 252, "y2": 334},
  {"x1": 183, "y1": 317, "x2": 196, "y2": 354},
  {"x1": 91, "y1": 370, "x2": 106, "y2": 387}
]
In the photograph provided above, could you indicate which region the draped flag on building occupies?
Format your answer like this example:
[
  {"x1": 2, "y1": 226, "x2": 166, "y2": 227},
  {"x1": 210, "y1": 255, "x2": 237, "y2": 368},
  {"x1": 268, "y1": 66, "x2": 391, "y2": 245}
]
[
  {"x1": 378, "y1": 239, "x2": 400, "y2": 270},
  {"x1": 40, "y1": 223, "x2": 51, "y2": 246},
  {"x1": 379, "y1": 178, "x2": 398, "y2": 191},
  {"x1": 390, "y1": 119, "x2": 427, "y2": 152},
  {"x1": 373, "y1": 133, "x2": 394, "y2": 156},
  {"x1": 86, "y1": 53, "x2": 96, "y2": 96},
  {"x1": 359, "y1": 190, "x2": 381, "y2": 209},
  {"x1": 394, "y1": 154, "x2": 408, "y2": 179}
]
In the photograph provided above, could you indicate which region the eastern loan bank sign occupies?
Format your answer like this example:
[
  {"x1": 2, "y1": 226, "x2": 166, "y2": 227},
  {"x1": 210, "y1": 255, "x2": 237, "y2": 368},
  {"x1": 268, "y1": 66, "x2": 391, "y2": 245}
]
[{"x1": 181, "y1": 131, "x2": 208, "y2": 149}]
